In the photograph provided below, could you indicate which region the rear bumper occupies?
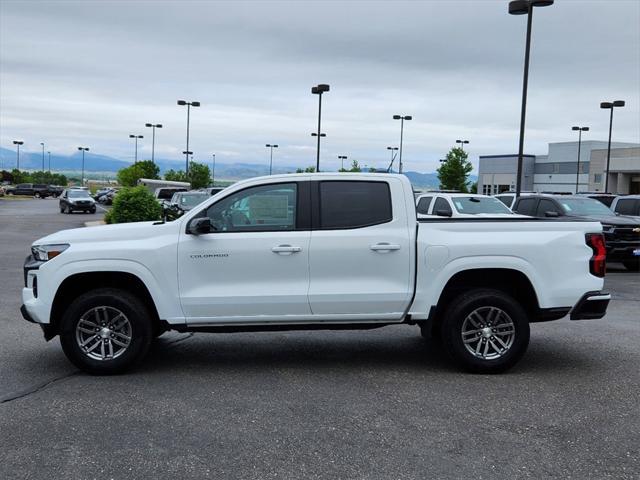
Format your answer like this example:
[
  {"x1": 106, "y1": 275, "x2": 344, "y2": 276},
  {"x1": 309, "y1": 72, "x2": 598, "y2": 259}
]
[{"x1": 570, "y1": 291, "x2": 610, "y2": 320}]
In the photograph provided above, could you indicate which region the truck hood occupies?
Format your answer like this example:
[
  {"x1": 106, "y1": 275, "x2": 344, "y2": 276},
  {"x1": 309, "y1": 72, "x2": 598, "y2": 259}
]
[{"x1": 32, "y1": 220, "x2": 179, "y2": 246}]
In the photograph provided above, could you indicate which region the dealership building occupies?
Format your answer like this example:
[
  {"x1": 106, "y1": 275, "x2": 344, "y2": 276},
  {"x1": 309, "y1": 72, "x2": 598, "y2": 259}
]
[{"x1": 478, "y1": 141, "x2": 640, "y2": 195}]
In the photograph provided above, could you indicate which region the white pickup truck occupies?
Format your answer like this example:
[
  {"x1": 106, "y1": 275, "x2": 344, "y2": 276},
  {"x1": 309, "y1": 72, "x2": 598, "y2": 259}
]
[{"x1": 21, "y1": 173, "x2": 610, "y2": 375}]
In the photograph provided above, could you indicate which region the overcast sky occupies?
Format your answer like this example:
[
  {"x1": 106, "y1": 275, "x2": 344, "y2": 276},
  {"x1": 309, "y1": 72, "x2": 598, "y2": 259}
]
[{"x1": 1, "y1": 0, "x2": 639, "y2": 172}]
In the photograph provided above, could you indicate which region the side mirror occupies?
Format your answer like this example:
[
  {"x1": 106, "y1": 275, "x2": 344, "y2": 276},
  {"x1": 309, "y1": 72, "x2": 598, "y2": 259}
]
[
  {"x1": 188, "y1": 217, "x2": 213, "y2": 235},
  {"x1": 545, "y1": 211, "x2": 560, "y2": 218},
  {"x1": 435, "y1": 209, "x2": 452, "y2": 217}
]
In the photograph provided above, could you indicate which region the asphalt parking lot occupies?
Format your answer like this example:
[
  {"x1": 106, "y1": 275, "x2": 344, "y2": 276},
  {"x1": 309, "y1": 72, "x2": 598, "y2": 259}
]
[{"x1": 1, "y1": 197, "x2": 638, "y2": 479}]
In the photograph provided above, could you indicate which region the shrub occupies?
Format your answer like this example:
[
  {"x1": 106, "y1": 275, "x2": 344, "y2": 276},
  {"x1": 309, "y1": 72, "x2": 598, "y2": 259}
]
[{"x1": 105, "y1": 186, "x2": 162, "y2": 224}]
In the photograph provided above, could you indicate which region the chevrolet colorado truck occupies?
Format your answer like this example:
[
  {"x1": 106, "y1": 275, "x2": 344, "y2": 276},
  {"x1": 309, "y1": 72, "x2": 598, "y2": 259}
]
[{"x1": 21, "y1": 174, "x2": 610, "y2": 375}]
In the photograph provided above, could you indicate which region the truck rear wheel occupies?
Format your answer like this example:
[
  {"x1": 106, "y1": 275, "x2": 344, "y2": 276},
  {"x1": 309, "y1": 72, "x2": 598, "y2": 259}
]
[
  {"x1": 440, "y1": 288, "x2": 530, "y2": 374},
  {"x1": 59, "y1": 288, "x2": 153, "y2": 375}
]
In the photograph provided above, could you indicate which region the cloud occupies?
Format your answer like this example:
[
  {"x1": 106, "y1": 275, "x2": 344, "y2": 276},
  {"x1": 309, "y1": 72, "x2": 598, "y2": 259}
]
[{"x1": 1, "y1": 0, "x2": 638, "y2": 173}]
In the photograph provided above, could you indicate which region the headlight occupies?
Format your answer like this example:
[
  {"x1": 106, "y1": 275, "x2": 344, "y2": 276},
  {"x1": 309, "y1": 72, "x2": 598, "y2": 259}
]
[{"x1": 31, "y1": 244, "x2": 70, "y2": 261}]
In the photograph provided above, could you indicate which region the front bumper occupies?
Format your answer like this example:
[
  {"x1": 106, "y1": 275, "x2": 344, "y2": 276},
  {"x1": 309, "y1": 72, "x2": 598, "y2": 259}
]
[{"x1": 570, "y1": 291, "x2": 610, "y2": 320}]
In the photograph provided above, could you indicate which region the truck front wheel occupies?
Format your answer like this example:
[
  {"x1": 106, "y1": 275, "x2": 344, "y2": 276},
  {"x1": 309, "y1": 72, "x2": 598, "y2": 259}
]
[
  {"x1": 59, "y1": 288, "x2": 153, "y2": 375},
  {"x1": 440, "y1": 289, "x2": 530, "y2": 374}
]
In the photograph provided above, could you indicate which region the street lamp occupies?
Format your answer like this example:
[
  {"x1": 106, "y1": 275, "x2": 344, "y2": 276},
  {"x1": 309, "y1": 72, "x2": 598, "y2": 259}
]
[
  {"x1": 600, "y1": 100, "x2": 625, "y2": 192},
  {"x1": 571, "y1": 126, "x2": 589, "y2": 193},
  {"x1": 393, "y1": 115, "x2": 412, "y2": 173},
  {"x1": 47, "y1": 151, "x2": 51, "y2": 172},
  {"x1": 182, "y1": 150, "x2": 193, "y2": 172},
  {"x1": 386, "y1": 147, "x2": 398, "y2": 172},
  {"x1": 265, "y1": 144, "x2": 279, "y2": 175},
  {"x1": 129, "y1": 134, "x2": 143, "y2": 163},
  {"x1": 338, "y1": 155, "x2": 348, "y2": 170},
  {"x1": 40, "y1": 142, "x2": 45, "y2": 171},
  {"x1": 177, "y1": 100, "x2": 200, "y2": 173},
  {"x1": 509, "y1": 0, "x2": 554, "y2": 197},
  {"x1": 455, "y1": 139, "x2": 469, "y2": 151},
  {"x1": 145, "y1": 123, "x2": 163, "y2": 164},
  {"x1": 311, "y1": 83, "x2": 330, "y2": 172},
  {"x1": 78, "y1": 147, "x2": 89, "y2": 186},
  {"x1": 12, "y1": 140, "x2": 24, "y2": 170}
]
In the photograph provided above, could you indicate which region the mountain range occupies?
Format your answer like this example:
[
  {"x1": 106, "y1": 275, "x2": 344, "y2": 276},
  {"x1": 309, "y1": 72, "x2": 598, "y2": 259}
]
[{"x1": 0, "y1": 147, "x2": 474, "y2": 189}]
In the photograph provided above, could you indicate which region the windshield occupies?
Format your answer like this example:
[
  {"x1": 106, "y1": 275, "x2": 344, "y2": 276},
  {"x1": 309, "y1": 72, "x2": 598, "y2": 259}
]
[
  {"x1": 451, "y1": 196, "x2": 512, "y2": 214},
  {"x1": 559, "y1": 198, "x2": 614, "y2": 216},
  {"x1": 68, "y1": 190, "x2": 91, "y2": 199},
  {"x1": 178, "y1": 193, "x2": 208, "y2": 209}
]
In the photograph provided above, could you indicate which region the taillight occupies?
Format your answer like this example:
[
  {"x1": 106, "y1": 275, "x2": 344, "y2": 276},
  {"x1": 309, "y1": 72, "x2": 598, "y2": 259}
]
[{"x1": 586, "y1": 233, "x2": 606, "y2": 277}]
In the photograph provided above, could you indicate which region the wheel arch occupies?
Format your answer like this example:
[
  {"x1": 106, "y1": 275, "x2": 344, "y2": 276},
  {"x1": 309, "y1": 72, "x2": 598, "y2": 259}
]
[
  {"x1": 49, "y1": 271, "x2": 162, "y2": 338},
  {"x1": 431, "y1": 268, "x2": 541, "y2": 327}
]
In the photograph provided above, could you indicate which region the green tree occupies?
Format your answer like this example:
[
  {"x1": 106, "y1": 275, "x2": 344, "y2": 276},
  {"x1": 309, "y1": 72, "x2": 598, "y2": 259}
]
[
  {"x1": 437, "y1": 147, "x2": 473, "y2": 192},
  {"x1": 116, "y1": 160, "x2": 160, "y2": 187},
  {"x1": 164, "y1": 161, "x2": 211, "y2": 188},
  {"x1": 469, "y1": 181, "x2": 478, "y2": 194},
  {"x1": 164, "y1": 169, "x2": 187, "y2": 182},
  {"x1": 104, "y1": 186, "x2": 163, "y2": 224},
  {"x1": 186, "y1": 161, "x2": 211, "y2": 189}
]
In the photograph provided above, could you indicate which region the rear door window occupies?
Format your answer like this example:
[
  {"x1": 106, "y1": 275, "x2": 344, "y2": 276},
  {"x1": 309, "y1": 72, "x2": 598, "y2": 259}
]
[
  {"x1": 614, "y1": 198, "x2": 638, "y2": 216},
  {"x1": 514, "y1": 198, "x2": 537, "y2": 216},
  {"x1": 433, "y1": 197, "x2": 452, "y2": 216},
  {"x1": 416, "y1": 196, "x2": 433, "y2": 214},
  {"x1": 319, "y1": 181, "x2": 392, "y2": 229},
  {"x1": 536, "y1": 199, "x2": 561, "y2": 217}
]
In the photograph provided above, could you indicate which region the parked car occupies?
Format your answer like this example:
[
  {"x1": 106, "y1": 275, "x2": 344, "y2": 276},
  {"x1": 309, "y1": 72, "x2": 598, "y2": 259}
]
[
  {"x1": 5, "y1": 183, "x2": 51, "y2": 198},
  {"x1": 164, "y1": 191, "x2": 210, "y2": 220},
  {"x1": 416, "y1": 193, "x2": 518, "y2": 217},
  {"x1": 93, "y1": 187, "x2": 113, "y2": 200},
  {"x1": 494, "y1": 192, "x2": 538, "y2": 209},
  {"x1": 513, "y1": 194, "x2": 640, "y2": 271},
  {"x1": 200, "y1": 187, "x2": 226, "y2": 196},
  {"x1": 59, "y1": 189, "x2": 96, "y2": 214},
  {"x1": 155, "y1": 187, "x2": 188, "y2": 204},
  {"x1": 47, "y1": 185, "x2": 64, "y2": 198},
  {"x1": 576, "y1": 192, "x2": 618, "y2": 207},
  {"x1": 611, "y1": 195, "x2": 640, "y2": 218},
  {"x1": 22, "y1": 173, "x2": 609, "y2": 375}
]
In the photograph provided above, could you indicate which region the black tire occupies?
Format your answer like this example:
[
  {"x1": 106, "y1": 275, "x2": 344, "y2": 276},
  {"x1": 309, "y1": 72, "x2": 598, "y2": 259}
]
[
  {"x1": 90, "y1": 208, "x2": 96, "y2": 214},
  {"x1": 59, "y1": 206, "x2": 64, "y2": 213},
  {"x1": 622, "y1": 260, "x2": 640, "y2": 272},
  {"x1": 59, "y1": 288, "x2": 153, "y2": 375},
  {"x1": 419, "y1": 322, "x2": 442, "y2": 342},
  {"x1": 440, "y1": 288, "x2": 530, "y2": 374},
  {"x1": 66, "y1": 205, "x2": 72, "y2": 214}
]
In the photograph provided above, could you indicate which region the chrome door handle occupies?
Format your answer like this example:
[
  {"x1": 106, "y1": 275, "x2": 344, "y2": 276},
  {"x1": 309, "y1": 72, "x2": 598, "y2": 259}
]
[
  {"x1": 370, "y1": 243, "x2": 401, "y2": 252},
  {"x1": 272, "y1": 245, "x2": 302, "y2": 254}
]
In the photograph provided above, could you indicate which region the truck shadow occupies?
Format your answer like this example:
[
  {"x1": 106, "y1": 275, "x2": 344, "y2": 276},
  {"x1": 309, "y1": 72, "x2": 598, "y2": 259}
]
[{"x1": 141, "y1": 329, "x2": 603, "y2": 376}]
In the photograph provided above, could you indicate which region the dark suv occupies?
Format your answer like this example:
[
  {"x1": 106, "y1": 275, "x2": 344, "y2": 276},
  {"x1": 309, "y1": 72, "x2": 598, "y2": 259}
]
[
  {"x1": 513, "y1": 195, "x2": 640, "y2": 271},
  {"x1": 6, "y1": 183, "x2": 51, "y2": 198},
  {"x1": 59, "y1": 189, "x2": 96, "y2": 214}
]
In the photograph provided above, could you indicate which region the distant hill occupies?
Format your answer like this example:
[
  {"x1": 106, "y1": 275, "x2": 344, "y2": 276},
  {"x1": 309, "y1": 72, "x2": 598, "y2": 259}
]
[{"x1": 0, "y1": 147, "x2": 475, "y2": 187}]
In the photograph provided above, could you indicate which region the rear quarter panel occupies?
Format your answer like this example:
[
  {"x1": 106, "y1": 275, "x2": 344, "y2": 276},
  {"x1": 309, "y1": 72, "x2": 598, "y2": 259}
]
[{"x1": 410, "y1": 220, "x2": 605, "y2": 318}]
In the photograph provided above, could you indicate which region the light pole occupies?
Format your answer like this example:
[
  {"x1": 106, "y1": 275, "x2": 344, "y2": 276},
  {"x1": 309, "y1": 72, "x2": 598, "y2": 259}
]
[
  {"x1": 47, "y1": 151, "x2": 51, "y2": 172},
  {"x1": 78, "y1": 147, "x2": 89, "y2": 186},
  {"x1": 177, "y1": 100, "x2": 200, "y2": 173},
  {"x1": 40, "y1": 142, "x2": 45, "y2": 171},
  {"x1": 338, "y1": 155, "x2": 348, "y2": 170},
  {"x1": 265, "y1": 144, "x2": 279, "y2": 175},
  {"x1": 393, "y1": 115, "x2": 412, "y2": 173},
  {"x1": 211, "y1": 153, "x2": 216, "y2": 185},
  {"x1": 12, "y1": 140, "x2": 24, "y2": 170},
  {"x1": 311, "y1": 84, "x2": 330, "y2": 172},
  {"x1": 455, "y1": 139, "x2": 469, "y2": 151},
  {"x1": 509, "y1": 0, "x2": 554, "y2": 197},
  {"x1": 600, "y1": 100, "x2": 625, "y2": 192},
  {"x1": 571, "y1": 126, "x2": 589, "y2": 193},
  {"x1": 145, "y1": 123, "x2": 162, "y2": 164},
  {"x1": 129, "y1": 134, "x2": 143, "y2": 163},
  {"x1": 386, "y1": 146, "x2": 398, "y2": 172}
]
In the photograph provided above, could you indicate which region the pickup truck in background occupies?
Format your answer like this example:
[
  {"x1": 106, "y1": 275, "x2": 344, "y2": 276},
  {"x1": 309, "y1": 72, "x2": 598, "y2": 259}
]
[
  {"x1": 21, "y1": 174, "x2": 610, "y2": 375},
  {"x1": 6, "y1": 183, "x2": 52, "y2": 198}
]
